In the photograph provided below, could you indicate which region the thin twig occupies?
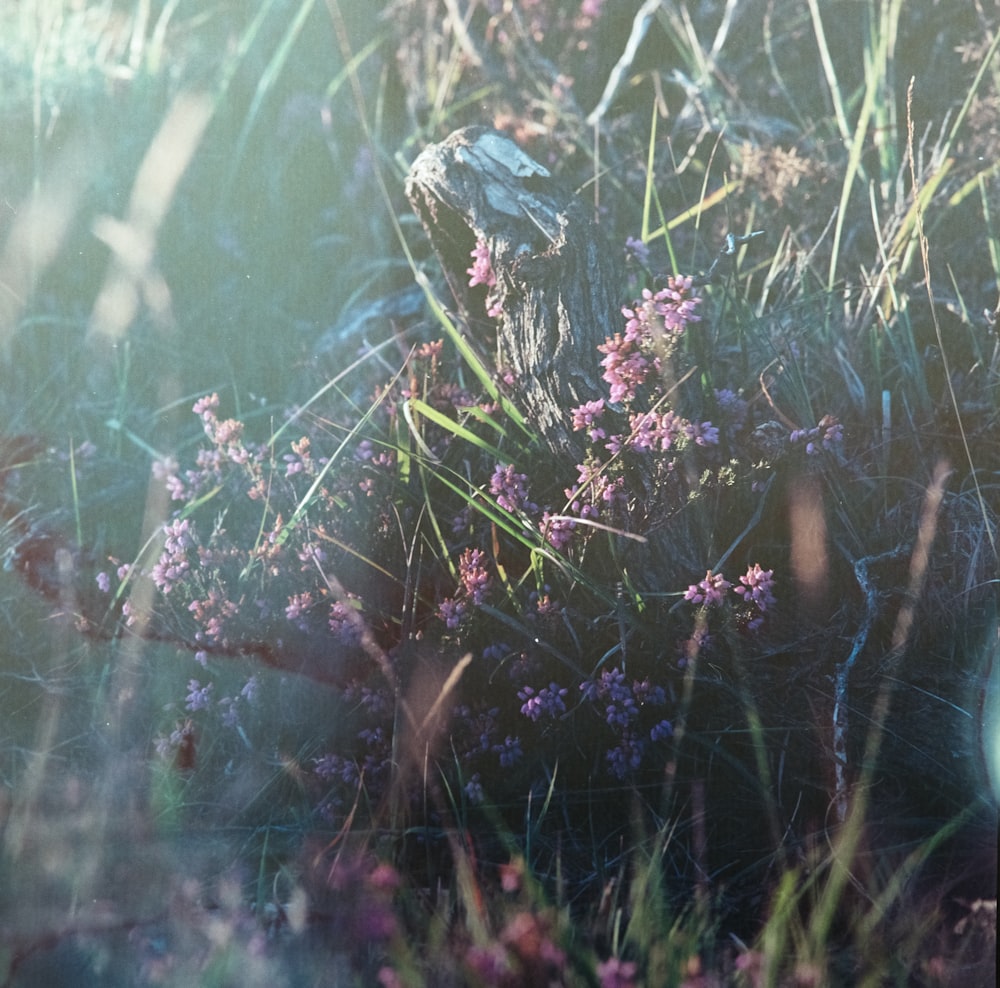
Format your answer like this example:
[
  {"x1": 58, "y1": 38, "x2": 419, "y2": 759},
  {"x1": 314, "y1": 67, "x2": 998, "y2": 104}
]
[{"x1": 831, "y1": 544, "x2": 907, "y2": 824}]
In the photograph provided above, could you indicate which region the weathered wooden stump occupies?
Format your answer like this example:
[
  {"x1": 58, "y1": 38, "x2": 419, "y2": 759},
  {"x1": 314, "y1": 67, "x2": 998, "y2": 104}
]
[{"x1": 405, "y1": 126, "x2": 624, "y2": 461}]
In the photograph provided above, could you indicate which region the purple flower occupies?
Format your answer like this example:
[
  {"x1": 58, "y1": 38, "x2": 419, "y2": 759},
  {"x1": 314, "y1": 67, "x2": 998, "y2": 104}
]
[
  {"x1": 490, "y1": 463, "x2": 536, "y2": 513},
  {"x1": 493, "y1": 735, "x2": 523, "y2": 767},
  {"x1": 529, "y1": 590, "x2": 562, "y2": 619},
  {"x1": 715, "y1": 388, "x2": 749, "y2": 431},
  {"x1": 597, "y1": 957, "x2": 638, "y2": 988},
  {"x1": 298, "y1": 543, "x2": 327, "y2": 567},
  {"x1": 192, "y1": 393, "x2": 220, "y2": 417},
  {"x1": 162, "y1": 518, "x2": 191, "y2": 553},
  {"x1": 482, "y1": 642, "x2": 511, "y2": 662},
  {"x1": 219, "y1": 696, "x2": 239, "y2": 728},
  {"x1": 438, "y1": 596, "x2": 467, "y2": 629},
  {"x1": 96, "y1": 571, "x2": 111, "y2": 593},
  {"x1": 517, "y1": 683, "x2": 567, "y2": 721},
  {"x1": 465, "y1": 943, "x2": 515, "y2": 984},
  {"x1": 606, "y1": 733, "x2": 644, "y2": 779},
  {"x1": 329, "y1": 599, "x2": 362, "y2": 643},
  {"x1": 657, "y1": 274, "x2": 702, "y2": 332},
  {"x1": 353, "y1": 685, "x2": 391, "y2": 718},
  {"x1": 818, "y1": 414, "x2": 844, "y2": 449},
  {"x1": 628, "y1": 409, "x2": 684, "y2": 452},
  {"x1": 581, "y1": 669, "x2": 667, "y2": 736},
  {"x1": 466, "y1": 238, "x2": 496, "y2": 289},
  {"x1": 684, "y1": 570, "x2": 731, "y2": 607},
  {"x1": 597, "y1": 279, "x2": 701, "y2": 406},
  {"x1": 314, "y1": 753, "x2": 358, "y2": 785},
  {"x1": 540, "y1": 511, "x2": 576, "y2": 550},
  {"x1": 185, "y1": 679, "x2": 213, "y2": 712},
  {"x1": 791, "y1": 414, "x2": 843, "y2": 455},
  {"x1": 623, "y1": 236, "x2": 649, "y2": 266},
  {"x1": 598, "y1": 332, "x2": 651, "y2": 404},
  {"x1": 240, "y1": 675, "x2": 259, "y2": 704},
  {"x1": 151, "y1": 456, "x2": 178, "y2": 482},
  {"x1": 650, "y1": 719, "x2": 673, "y2": 742},
  {"x1": 570, "y1": 459, "x2": 623, "y2": 515},
  {"x1": 685, "y1": 420, "x2": 719, "y2": 446},
  {"x1": 605, "y1": 694, "x2": 638, "y2": 728},
  {"x1": 467, "y1": 238, "x2": 503, "y2": 316},
  {"x1": 458, "y1": 547, "x2": 491, "y2": 605},
  {"x1": 187, "y1": 590, "x2": 238, "y2": 643},
  {"x1": 464, "y1": 774, "x2": 485, "y2": 805},
  {"x1": 570, "y1": 399, "x2": 607, "y2": 441},
  {"x1": 285, "y1": 592, "x2": 313, "y2": 623},
  {"x1": 151, "y1": 518, "x2": 195, "y2": 594},
  {"x1": 734, "y1": 563, "x2": 776, "y2": 611},
  {"x1": 622, "y1": 278, "x2": 701, "y2": 342}
]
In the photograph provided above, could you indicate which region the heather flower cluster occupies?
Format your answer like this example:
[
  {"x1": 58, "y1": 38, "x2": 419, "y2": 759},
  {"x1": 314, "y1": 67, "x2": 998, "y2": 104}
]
[
  {"x1": 599, "y1": 277, "x2": 701, "y2": 405},
  {"x1": 555, "y1": 275, "x2": 719, "y2": 555},
  {"x1": 790, "y1": 413, "x2": 844, "y2": 455},
  {"x1": 734, "y1": 563, "x2": 777, "y2": 630},
  {"x1": 684, "y1": 563, "x2": 777, "y2": 632},
  {"x1": 484, "y1": 454, "x2": 624, "y2": 554},
  {"x1": 129, "y1": 266, "x2": 786, "y2": 852},
  {"x1": 489, "y1": 462, "x2": 537, "y2": 513},
  {"x1": 464, "y1": 910, "x2": 566, "y2": 986},
  {"x1": 623, "y1": 235, "x2": 650, "y2": 267},
  {"x1": 517, "y1": 682, "x2": 567, "y2": 722},
  {"x1": 467, "y1": 237, "x2": 503, "y2": 318},
  {"x1": 579, "y1": 668, "x2": 672, "y2": 779},
  {"x1": 459, "y1": 547, "x2": 491, "y2": 604},
  {"x1": 150, "y1": 518, "x2": 194, "y2": 594},
  {"x1": 438, "y1": 547, "x2": 493, "y2": 628},
  {"x1": 684, "y1": 570, "x2": 732, "y2": 607}
]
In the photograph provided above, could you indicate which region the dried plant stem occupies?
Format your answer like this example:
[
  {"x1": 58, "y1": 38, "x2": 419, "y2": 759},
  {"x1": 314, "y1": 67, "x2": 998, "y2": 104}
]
[{"x1": 831, "y1": 544, "x2": 907, "y2": 825}]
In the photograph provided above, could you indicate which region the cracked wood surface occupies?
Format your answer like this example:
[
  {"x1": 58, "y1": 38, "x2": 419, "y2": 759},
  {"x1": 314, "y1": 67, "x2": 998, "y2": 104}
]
[{"x1": 406, "y1": 126, "x2": 623, "y2": 460}]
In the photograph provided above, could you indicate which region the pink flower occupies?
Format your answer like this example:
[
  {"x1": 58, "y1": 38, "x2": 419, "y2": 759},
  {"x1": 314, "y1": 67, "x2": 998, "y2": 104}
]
[
  {"x1": 467, "y1": 238, "x2": 503, "y2": 316},
  {"x1": 285, "y1": 592, "x2": 313, "y2": 622},
  {"x1": 598, "y1": 333, "x2": 651, "y2": 404},
  {"x1": 466, "y1": 238, "x2": 496, "y2": 289},
  {"x1": 458, "y1": 547, "x2": 492, "y2": 605},
  {"x1": 734, "y1": 563, "x2": 776, "y2": 611},
  {"x1": 570, "y1": 399, "x2": 607, "y2": 440},
  {"x1": 684, "y1": 570, "x2": 731, "y2": 607},
  {"x1": 490, "y1": 463, "x2": 536, "y2": 513},
  {"x1": 597, "y1": 957, "x2": 638, "y2": 988},
  {"x1": 540, "y1": 511, "x2": 576, "y2": 550},
  {"x1": 628, "y1": 409, "x2": 684, "y2": 452},
  {"x1": 192, "y1": 393, "x2": 220, "y2": 417}
]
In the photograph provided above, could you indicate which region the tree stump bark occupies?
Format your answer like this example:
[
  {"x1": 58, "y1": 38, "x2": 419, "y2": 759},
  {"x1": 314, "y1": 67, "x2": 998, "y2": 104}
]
[{"x1": 405, "y1": 127, "x2": 623, "y2": 462}]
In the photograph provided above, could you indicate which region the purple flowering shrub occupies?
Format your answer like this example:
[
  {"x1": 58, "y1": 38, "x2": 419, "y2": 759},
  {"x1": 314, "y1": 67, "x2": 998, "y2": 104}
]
[{"x1": 99, "y1": 263, "x2": 853, "y2": 830}]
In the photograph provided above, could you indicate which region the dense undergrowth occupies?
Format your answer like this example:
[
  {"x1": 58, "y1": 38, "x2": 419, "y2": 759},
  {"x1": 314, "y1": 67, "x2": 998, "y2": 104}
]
[{"x1": 0, "y1": 1, "x2": 997, "y2": 986}]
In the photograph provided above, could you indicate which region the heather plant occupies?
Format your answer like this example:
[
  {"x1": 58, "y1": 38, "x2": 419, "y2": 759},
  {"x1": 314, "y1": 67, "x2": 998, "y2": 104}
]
[
  {"x1": 123, "y1": 265, "x2": 790, "y2": 817},
  {"x1": 1, "y1": 1, "x2": 997, "y2": 986}
]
